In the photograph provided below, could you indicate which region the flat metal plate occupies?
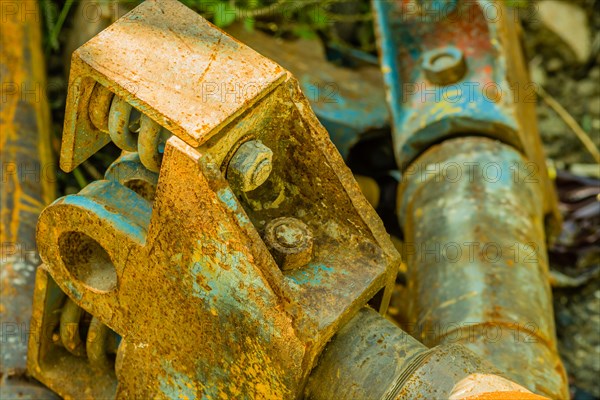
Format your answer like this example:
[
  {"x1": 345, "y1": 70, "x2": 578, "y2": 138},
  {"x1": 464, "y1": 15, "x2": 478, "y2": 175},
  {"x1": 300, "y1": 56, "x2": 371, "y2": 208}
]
[{"x1": 62, "y1": 0, "x2": 287, "y2": 171}]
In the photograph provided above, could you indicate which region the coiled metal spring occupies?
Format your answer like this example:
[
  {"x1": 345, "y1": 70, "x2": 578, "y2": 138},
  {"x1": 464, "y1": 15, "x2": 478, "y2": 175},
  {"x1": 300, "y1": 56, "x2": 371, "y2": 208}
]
[
  {"x1": 88, "y1": 83, "x2": 171, "y2": 172},
  {"x1": 56, "y1": 297, "x2": 119, "y2": 371}
]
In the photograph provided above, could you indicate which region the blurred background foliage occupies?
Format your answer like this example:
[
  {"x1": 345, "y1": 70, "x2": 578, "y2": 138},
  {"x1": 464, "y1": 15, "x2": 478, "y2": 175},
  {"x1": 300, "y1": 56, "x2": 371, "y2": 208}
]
[{"x1": 40, "y1": 0, "x2": 377, "y2": 55}]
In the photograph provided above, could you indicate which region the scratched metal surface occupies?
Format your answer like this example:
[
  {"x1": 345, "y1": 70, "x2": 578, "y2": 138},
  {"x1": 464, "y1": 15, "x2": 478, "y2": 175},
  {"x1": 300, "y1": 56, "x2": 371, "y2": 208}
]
[
  {"x1": 397, "y1": 138, "x2": 568, "y2": 399},
  {"x1": 305, "y1": 307, "x2": 552, "y2": 399}
]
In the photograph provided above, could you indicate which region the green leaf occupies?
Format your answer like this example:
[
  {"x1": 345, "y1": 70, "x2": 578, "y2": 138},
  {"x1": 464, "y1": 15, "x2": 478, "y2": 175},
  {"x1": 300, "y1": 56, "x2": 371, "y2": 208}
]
[
  {"x1": 213, "y1": 2, "x2": 237, "y2": 28},
  {"x1": 243, "y1": 17, "x2": 256, "y2": 32},
  {"x1": 306, "y1": 5, "x2": 328, "y2": 30},
  {"x1": 506, "y1": 0, "x2": 529, "y2": 8},
  {"x1": 292, "y1": 24, "x2": 317, "y2": 40}
]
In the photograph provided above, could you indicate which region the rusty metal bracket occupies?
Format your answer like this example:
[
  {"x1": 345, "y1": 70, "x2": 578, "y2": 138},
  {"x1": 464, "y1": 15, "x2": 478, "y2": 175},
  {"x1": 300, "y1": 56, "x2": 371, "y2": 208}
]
[
  {"x1": 372, "y1": 0, "x2": 560, "y2": 230},
  {"x1": 27, "y1": 0, "x2": 399, "y2": 397}
]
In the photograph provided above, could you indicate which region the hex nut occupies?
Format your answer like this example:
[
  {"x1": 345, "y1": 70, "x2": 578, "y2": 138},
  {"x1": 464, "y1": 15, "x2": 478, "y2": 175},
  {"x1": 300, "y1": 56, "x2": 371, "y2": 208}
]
[
  {"x1": 264, "y1": 217, "x2": 313, "y2": 271},
  {"x1": 422, "y1": 46, "x2": 466, "y2": 86},
  {"x1": 226, "y1": 140, "x2": 273, "y2": 192}
]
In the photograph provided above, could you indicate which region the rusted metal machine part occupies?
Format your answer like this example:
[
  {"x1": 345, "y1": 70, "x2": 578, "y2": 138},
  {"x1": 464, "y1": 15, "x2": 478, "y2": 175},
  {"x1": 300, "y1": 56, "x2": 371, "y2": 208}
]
[
  {"x1": 29, "y1": 263, "x2": 546, "y2": 399},
  {"x1": 27, "y1": 155, "x2": 145, "y2": 400},
  {"x1": 225, "y1": 24, "x2": 389, "y2": 159},
  {"x1": 305, "y1": 307, "x2": 548, "y2": 399},
  {"x1": 0, "y1": 2, "x2": 59, "y2": 398},
  {"x1": 28, "y1": 0, "x2": 399, "y2": 397},
  {"x1": 372, "y1": 0, "x2": 560, "y2": 234},
  {"x1": 28, "y1": 267, "x2": 120, "y2": 399},
  {"x1": 397, "y1": 137, "x2": 568, "y2": 398},
  {"x1": 373, "y1": 0, "x2": 568, "y2": 398}
]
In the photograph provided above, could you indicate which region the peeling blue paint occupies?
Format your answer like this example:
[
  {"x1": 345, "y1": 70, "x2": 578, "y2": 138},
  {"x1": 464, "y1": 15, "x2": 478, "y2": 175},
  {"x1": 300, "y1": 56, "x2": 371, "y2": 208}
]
[
  {"x1": 159, "y1": 363, "x2": 197, "y2": 400},
  {"x1": 372, "y1": 0, "x2": 521, "y2": 166},
  {"x1": 64, "y1": 280, "x2": 82, "y2": 300},
  {"x1": 299, "y1": 75, "x2": 388, "y2": 159},
  {"x1": 217, "y1": 188, "x2": 251, "y2": 227},
  {"x1": 286, "y1": 263, "x2": 333, "y2": 285},
  {"x1": 63, "y1": 180, "x2": 151, "y2": 244},
  {"x1": 187, "y1": 225, "x2": 277, "y2": 341}
]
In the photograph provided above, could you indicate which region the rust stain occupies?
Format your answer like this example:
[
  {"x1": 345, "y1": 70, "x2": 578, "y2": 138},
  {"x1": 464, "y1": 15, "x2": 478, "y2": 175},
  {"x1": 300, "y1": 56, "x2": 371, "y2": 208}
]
[{"x1": 27, "y1": 0, "x2": 399, "y2": 398}]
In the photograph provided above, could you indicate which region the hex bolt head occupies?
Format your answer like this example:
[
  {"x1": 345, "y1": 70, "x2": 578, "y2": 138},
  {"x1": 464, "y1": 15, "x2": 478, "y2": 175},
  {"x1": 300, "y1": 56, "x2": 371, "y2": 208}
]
[
  {"x1": 422, "y1": 46, "x2": 466, "y2": 86},
  {"x1": 264, "y1": 217, "x2": 313, "y2": 271},
  {"x1": 226, "y1": 140, "x2": 273, "y2": 192}
]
